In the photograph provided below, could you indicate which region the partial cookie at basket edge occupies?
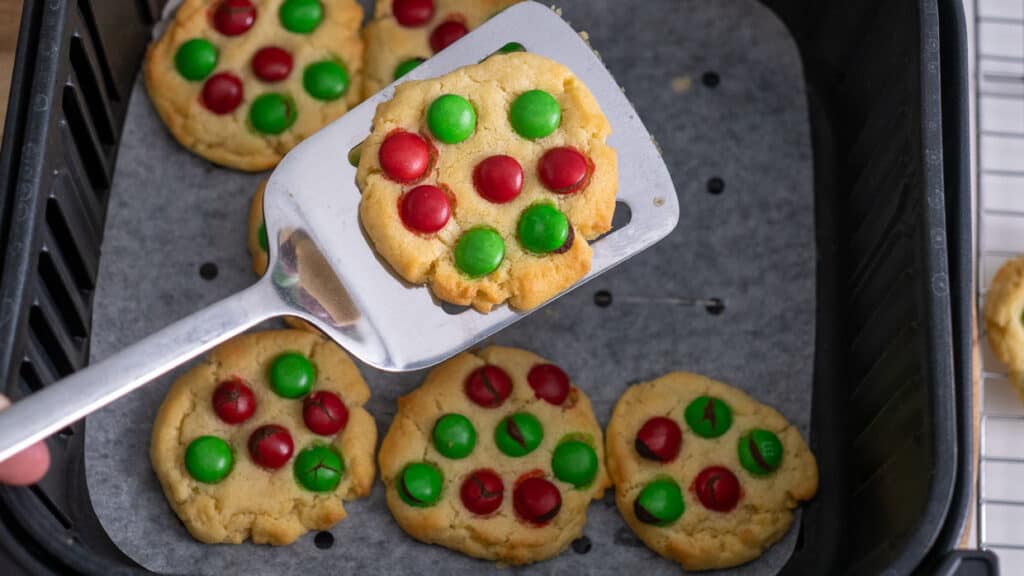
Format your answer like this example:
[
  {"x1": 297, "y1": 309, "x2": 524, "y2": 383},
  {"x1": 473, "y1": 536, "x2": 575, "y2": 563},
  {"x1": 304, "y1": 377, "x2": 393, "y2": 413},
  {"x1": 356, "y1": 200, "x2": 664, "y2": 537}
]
[{"x1": 985, "y1": 255, "x2": 1024, "y2": 398}]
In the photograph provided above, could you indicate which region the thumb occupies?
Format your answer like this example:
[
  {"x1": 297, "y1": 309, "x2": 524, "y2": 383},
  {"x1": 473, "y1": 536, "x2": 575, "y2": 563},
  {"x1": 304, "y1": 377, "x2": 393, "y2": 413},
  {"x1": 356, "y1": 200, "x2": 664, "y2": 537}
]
[{"x1": 0, "y1": 395, "x2": 51, "y2": 485}]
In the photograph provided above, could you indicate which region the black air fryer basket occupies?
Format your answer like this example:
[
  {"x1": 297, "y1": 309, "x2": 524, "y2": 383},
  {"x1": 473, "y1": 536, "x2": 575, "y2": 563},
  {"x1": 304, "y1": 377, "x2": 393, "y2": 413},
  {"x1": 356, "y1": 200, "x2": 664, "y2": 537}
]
[{"x1": 0, "y1": 0, "x2": 992, "y2": 574}]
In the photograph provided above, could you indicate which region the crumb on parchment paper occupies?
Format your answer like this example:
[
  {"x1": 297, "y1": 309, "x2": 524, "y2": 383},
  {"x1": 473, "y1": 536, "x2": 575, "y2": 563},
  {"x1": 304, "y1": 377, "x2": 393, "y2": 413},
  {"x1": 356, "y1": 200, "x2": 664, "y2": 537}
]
[{"x1": 672, "y1": 76, "x2": 693, "y2": 94}]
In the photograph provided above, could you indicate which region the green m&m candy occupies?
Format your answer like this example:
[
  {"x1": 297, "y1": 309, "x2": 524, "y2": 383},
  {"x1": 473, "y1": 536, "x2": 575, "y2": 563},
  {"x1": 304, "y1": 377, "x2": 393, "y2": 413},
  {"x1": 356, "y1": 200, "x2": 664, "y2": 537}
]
[
  {"x1": 483, "y1": 42, "x2": 525, "y2": 62},
  {"x1": 551, "y1": 440, "x2": 598, "y2": 488},
  {"x1": 398, "y1": 462, "x2": 443, "y2": 507},
  {"x1": 427, "y1": 94, "x2": 476, "y2": 144},
  {"x1": 294, "y1": 445, "x2": 344, "y2": 491},
  {"x1": 258, "y1": 221, "x2": 268, "y2": 252},
  {"x1": 175, "y1": 38, "x2": 217, "y2": 81},
  {"x1": 495, "y1": 412, "x2": 543, "y2": 457},
  {"x1": 394, "y1": 57, "x2": 424, "y2": 80},
  {"x1": 634, "y1": 478, "x2": 684, "y2": 526},
  {"x1": 684, "y1": 395, "x2": 732, "y2": 438},
  {"x1": 509, "y1": 89, "x2": 560, "y2": 139},
  {"x1": 499, "y1": 42, "x2": 526, "y2": 53},
  {"x1": 518, "y1": 204, "x2": 569, "y2": 254},
  {"x1": 269, "y1": 351, "x2": 315, "y2": 398},
  {"x1": 279, "y1": 0, "x2": 323, "y2": 34},
  {"x1": 303, "y1": 60, "x2": 349, "y2": 101},
  {"x1": 250, "y1": 93, "x2": 297, "y2": 135},
  {"x1": 185, "y1": 436, "x2": 233, "y2": 483},
  {"x1": 738, "y1": 429, "x2": 783, "y2": 476},
  {"x1": 454, "y1": 227, "x2": 504, "y2": 277},
  {"x1": 432, "y1": 413, "x2": 476, "y2": 459}
]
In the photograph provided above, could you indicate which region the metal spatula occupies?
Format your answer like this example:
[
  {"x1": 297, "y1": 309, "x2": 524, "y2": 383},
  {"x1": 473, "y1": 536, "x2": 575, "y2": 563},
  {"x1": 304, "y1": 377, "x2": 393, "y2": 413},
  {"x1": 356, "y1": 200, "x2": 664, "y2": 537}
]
[{"x1": 0, "y1": 1, "x2": 678, "y2": 462}]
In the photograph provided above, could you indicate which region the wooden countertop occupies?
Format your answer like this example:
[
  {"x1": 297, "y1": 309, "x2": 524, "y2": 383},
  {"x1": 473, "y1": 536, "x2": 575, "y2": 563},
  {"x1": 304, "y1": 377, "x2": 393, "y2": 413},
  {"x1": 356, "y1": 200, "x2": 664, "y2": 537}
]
[{"x1": 0, "y1": 0, "x2": 22, "y2": 137}]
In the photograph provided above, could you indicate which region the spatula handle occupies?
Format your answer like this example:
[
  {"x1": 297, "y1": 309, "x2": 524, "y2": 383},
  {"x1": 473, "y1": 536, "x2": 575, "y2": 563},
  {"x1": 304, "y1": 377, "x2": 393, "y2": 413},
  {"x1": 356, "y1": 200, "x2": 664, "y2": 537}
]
[{"x1": 0, "y1": 280, "x2": 283, "y2": 463}]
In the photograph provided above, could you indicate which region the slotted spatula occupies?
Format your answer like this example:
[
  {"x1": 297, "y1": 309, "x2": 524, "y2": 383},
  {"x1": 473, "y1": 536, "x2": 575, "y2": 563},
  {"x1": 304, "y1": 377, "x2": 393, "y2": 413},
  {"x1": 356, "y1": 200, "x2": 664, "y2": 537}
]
[{"x1": 0, "y1": 1, "x2": 679, "y2": 462}]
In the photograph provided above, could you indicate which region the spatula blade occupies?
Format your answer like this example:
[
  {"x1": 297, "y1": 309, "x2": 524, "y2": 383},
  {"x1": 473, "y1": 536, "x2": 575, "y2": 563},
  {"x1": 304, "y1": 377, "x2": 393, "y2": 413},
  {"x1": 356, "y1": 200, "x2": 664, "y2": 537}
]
[{"x1": 262, "y1": 1, "x2": 679, "y2": 371}]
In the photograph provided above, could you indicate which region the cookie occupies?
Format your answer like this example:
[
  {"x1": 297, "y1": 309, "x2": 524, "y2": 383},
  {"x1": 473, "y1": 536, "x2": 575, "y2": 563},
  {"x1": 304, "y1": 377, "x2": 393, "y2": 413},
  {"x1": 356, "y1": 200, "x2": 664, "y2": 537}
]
[
  {"x1": 247, "y1": 180, "x2": 272, "y2": 275},
  {"x1": 151, "y1": 329, "x2": 377, "y2": 545},
  {"x1": 246, "y1": 181, "x2": 320, "y2": 332},
  {"x1": 361, "y1": 0, "x2": 521, "y2": 98},
  {"x1": 378, "y1": 346, "x2": 609, "y2": 564},
  {"x1": 605, "y1": 372, "x2": 818, "y2": 571},
  {"x1": 357, "y1": 52, "x2": 618, "y2": 312},
  {"x1": 985, "y1": 256, "x2": 1024, "y2": 397},
  {"x1": 145, "y1": 0, "x2": 364, "y2": 171}
]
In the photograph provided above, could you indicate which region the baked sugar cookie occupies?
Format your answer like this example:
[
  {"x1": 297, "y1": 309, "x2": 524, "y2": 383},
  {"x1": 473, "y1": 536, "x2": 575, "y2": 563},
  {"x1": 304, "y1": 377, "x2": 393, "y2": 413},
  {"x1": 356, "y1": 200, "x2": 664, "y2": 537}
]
[
  {"x1": 361, "y1": 0, "x2": 521, "y2": 98},
  {"x1": 378, "y1": 346, "x2": 609, "y2": 564},
  {"x1": 357, "y1": 52, "x2": 618, "y2": 311},
  {"x1": 145, "y1": 0, "x2": 364, "y2": 171},
  {"x1": 985, "y1": 256, "x2": 1024, "y2": 398},
  {"x1": 151, "y1": 330, "x2": 377, "y2": 545},
  {"x1": 247, "y1": 180, "x2": 272, "y2": 276},
  {"x1": 246, "y1": 181, "x2": 320, "y2": 332},
  {"x1": 606, "y1": 372, "x2": 818, "y2": 571}
]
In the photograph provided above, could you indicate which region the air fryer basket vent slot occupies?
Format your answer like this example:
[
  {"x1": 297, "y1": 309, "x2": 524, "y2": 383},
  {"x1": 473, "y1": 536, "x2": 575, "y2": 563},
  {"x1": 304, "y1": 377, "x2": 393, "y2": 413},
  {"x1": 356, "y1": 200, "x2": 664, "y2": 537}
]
[
  {"x1": 74, "y1": 0, "x2": 118, "y2": 102},
  {"x1": 45, "y1": 196, "x2": 96, "y2": 292},
  {"x1": 29, "y1": 485, "x2": 73, "y2": 530},
  {"x1": 38, "y1": 249, "x2": 88, "y2": 339},
  {"x1": 69, "y1": 34, "x2": 115, "y2": 146},
  {"x1": 61, "y1": 83, "x2": 110, "y2": 191},
  {"x1": 28, "y1": 305, "x2": 74, "y2": 378}
]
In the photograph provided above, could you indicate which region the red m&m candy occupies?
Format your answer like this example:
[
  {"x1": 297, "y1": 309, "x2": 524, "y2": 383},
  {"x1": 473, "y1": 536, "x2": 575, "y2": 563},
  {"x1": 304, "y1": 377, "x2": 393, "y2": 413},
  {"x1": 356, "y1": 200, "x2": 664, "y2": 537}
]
[
  {"x1": 213, "y1": 0, "x2": 257, "y2": 36},
  {"x1": 399, "y1": 185, "x2": 451, "y2": 233},
  {"x1": 464, "y1": 365, "x2": 512, "y2": 408},
  {"x1": 303, "y1": 390, "x2": 349, "y2": 435},
  {"x1": 460, "y1": 469, "x2": 504, "y2": 515},
  {"x1": 430, "y1": 20, "x2": 468, "y2": 53},
  {"x1": 212, "y1": 377, "x2": 255, "y2": 424},
  {"x1": 693, "y1": 466, "x2": 741, "y2": 512},
  {"x1": 635, "y1": 417, "x2": 682, "y2": 462},
  {"x1": 538, "y1": 147, "x2": 590, "y2": 194},
  {"x1": 514, "y1": 475, "x2": 561, "y2": 525},
  {"x1": 252, "y1": 46, "x2": 293, "y2": 82},
  {"x1": 393, "y1": 0, "x2": 433, "y2": 27},
  {"x1": 473, "y1": 155, "x2": 523, "y2": 204},
  {"x1": 526, "y1": 363, "x2": 570, "y2": 406},
  {"x1": 201, "y1": 72, "x2": 243, "y2": 114},
  {"x1": 248, "y1": 424, "x2": 294, "y2": 469},
  {"x1": 380, "y1": 131, "x2": 431, "y2": 183}
]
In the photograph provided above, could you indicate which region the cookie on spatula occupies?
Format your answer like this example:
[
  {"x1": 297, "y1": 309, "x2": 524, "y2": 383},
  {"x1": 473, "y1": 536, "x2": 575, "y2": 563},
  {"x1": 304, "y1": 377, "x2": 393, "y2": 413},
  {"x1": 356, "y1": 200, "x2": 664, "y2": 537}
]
[
  {"x1": 606, "y1": 372, "x2": 818, "y2": 570},
  {"x1": 357, "y1": 52, "x2": 618, "y2": 311},
  {"x1": 145, "y1": 0, "x2": 364, "y2": 171}
]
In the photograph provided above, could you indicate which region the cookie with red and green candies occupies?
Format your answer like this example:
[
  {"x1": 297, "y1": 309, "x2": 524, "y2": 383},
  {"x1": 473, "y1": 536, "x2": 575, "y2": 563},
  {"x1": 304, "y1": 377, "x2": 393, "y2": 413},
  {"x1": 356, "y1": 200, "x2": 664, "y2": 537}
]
[
  {"x1": 357, "y1": 52, "x2": 618, "y2": 312},
  {"x1": 361, "y1": 0, "x2": 522, "y2": 99},
  {"x1": 605, "y1": 372, "x2": 819, "y2": 571},
  {"x1": 378, "y1": 346, "x2": 609, "y2": 564},
  {"x1": 983, "y1": 256, "x2": 1024, "y2": 397},
  {"x1": 150, "y1": 330, "x2": 377, "y2": 545},
  {"x1": 143, "y1": 0, "x2": 364, "y2": 171}
]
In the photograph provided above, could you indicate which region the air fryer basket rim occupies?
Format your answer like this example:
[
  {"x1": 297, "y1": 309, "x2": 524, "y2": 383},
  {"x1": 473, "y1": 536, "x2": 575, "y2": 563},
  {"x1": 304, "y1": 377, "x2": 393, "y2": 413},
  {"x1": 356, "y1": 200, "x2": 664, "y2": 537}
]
[{"x1": 0, "y1": 1, "x2": 976, "y2": 574}]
